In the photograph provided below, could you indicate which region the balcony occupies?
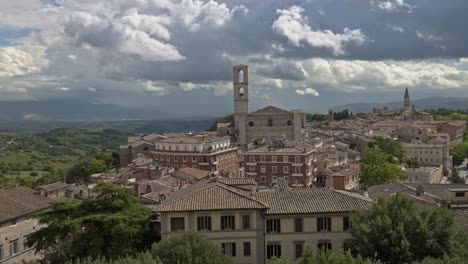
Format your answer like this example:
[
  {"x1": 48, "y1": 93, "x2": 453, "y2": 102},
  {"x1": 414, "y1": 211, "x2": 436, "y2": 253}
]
[
  {"x1": 246, "y1": 172, "x2": 257, "y2": 176},
  {"x1": 199, "y1": 162, "x2": 210, "y2": 166},
  {"x1": 246, "y1": 162, "x2": 257, "y2": 166},
  {"x1": 292, "y1": 163, "x2": 303, "y2": 166},
  {"x1": 292, "y1": 173, "x2": 303, "y2": 177}
]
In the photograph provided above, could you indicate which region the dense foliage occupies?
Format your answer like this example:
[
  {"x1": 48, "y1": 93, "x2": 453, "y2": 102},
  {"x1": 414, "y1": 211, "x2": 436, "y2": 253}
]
[
  {"x1": 207, "y1": 114, "x2": 234, "y2": 131},
  {"x1": 306, "y1": 109, "x2": 352, "y2": 122},
  {"x1": 27, "y1": 183, "x2": 154, "y2": 263},
  {"x1": 0, "y1": 128, "x2": 127, "y2": 188},
  {"x1": 425, "y1": 108, "x2": 468, "y2": 121},
  {"x1": 267, "y1": 245, "x2": 372, "y2": 264},
  {"x1": 451, "y1": 143, "x2": 468, "y2": 166},
  {"x1": 346, "y1": 194, "x2": 468, "y2": 264},
  {"x1": 372, "y1": 136, "x2": 404, "y2": 163},
  {"x1": 360, "y1": 148, "x2": 406, "y2": 185},
  {"x1": 152, "y1": 231, "x2": 233, "y2": 264}
]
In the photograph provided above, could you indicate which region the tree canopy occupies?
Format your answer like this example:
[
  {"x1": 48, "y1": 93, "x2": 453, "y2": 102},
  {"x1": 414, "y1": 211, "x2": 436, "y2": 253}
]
[
  {"x1": 361, "y1": 148, "x2": 406, "y2": 186},
  {"x1": 27, "y1": 183, "x2": 154, "y2": 263},
  {"x1": 266, "y1": 245, "x2": 372, "y2": 264},
  {"x1": 373, "y1": 136, "x2": 404, "y2": 163},
  {"x1": 346, "y1": 193, "x2": 468, "y2": 264},
  {"x1": 152, "y1": 231, "x2": 232, "y2": 264},
  {"x1": 207, "y1": 114, "x2": 234, "y2": 131}
]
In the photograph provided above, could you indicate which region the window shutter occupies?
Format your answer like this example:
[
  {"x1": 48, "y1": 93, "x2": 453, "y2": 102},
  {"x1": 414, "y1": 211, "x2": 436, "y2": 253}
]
[
  {"x1": 232, "y1": 243, "x2": 236, "y2": 257},
  {"x1": 328, "y1": 218, "x2": 332, "y2": 231}
]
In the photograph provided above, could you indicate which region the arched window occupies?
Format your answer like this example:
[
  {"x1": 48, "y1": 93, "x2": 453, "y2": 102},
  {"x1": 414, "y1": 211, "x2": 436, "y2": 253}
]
[
  {"x1": 238, "y1": 69, "x2": 244, "y2": 83},
  {"x1": 146, "y1": 185, "x2": 152, "y2": 193},
  {"x1": 239, "y1": 86, "x2": 245, "y2": 98},
  {"x1": 268, "y1": 119, "x2": 273, "y2": 127},
  {"x1": 287, "y1": 120, "x2": 292, "y2": 126},
  {"x1": 248, "y1": 121, "x2": 254, "y2": 127}
]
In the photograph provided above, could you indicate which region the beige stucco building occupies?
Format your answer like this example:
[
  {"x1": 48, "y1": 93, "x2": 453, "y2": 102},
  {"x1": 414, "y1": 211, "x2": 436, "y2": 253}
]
[
  {"x1": 156, "y1": 178, "x2": 371, "y2": 264},
  {"x1": 0, "y1": 187, "x2": 53, "y2": 264}
]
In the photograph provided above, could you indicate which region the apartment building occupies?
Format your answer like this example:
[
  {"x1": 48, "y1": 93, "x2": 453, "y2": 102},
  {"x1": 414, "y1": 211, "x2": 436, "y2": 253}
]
[
  {"x1": 156, "y1": 179, "x2": 371, "y2": 264},
  {"x1": 402, "y1": 137, "x2": 452, "y2": 173},
  {"x1": 0, "y1": 187, "x2": 53, "y2": 264},
  {"x1": 120, "y1": 132, "x2": 239, "y2": 176},
  {"x1": 243, "y1": 143, "x2": 315, "y2": 187}
]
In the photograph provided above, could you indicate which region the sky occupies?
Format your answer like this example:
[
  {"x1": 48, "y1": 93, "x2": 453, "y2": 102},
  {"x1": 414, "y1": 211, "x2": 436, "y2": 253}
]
[{"x1": 1, "y1": 0, "x2": 468, "y2": 117}]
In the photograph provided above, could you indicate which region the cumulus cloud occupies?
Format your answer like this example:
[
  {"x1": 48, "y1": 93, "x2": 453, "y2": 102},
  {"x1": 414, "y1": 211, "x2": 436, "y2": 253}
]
[
  {"x1": 296, "y1": 88, "x2": 319, "y2": 96},
  {"x1": 416, "y1": 31, "x2": 443, "y2": 42},
  {"x1": 390, "y1": 25, "x2": 404, "y2": 32},
  {"x1": 272, "y1": 6, "x2": 366, "y2": 55},
  {"x1": 88, "y1": 87, "x2": 97, "y2": 92},
  {"x1": 372, "y1": 0, "x2": 413, "y2": 13},
  {"x1": 59, "y1": 87, "x2": 70, "y2": 91},
  {"x1": 142, "y1": 80, "x2": 168, "y2": 96},
  {"x1": 0, "y1": 46, "x2": 48, "y2": 78}
]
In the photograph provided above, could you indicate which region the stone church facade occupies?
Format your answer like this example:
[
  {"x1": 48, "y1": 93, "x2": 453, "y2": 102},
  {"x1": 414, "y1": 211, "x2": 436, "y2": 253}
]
[{"x1": 231, "y1": 65, "x2": 306, "y2": 147}]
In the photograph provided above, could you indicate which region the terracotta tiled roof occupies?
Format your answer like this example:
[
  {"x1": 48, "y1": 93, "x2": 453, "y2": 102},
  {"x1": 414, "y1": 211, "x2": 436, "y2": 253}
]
[
  {"x1": 173, "y1": 167, "x2": 210, "y2": 180},
  {"x1": 216, "y1": 177, "x2": 256, "y2": 186},
  {"x1": 0, "y1": 187, "x2": 54, "y2": 223},
  {"x1": 38, "y1": 182, "x2": 71, "y2": 192},
  {"x1": 157, "y1": 182, "x2": 268, "y2": 212},
  {"x1": 255, "y1": 188, "x2": 371, "y2": 215}
]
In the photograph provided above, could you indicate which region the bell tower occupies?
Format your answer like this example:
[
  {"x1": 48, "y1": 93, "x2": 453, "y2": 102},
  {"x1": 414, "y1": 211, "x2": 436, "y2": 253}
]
[
  {"x1": 404, "y1": 86, "x2": 410, "y2": 110},
  {"x1": 233, "y1": 65, "x2": 249, "y2": 146}
]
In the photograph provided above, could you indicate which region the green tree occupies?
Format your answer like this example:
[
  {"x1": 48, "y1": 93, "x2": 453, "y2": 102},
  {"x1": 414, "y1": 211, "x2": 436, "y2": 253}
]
[
  {"x1": 267, "y1": 257, "x2": 291, "y2": 264},
  {"x1": 373, "y1": 137, "x2": 404, "y2": 163},
  {"x1": 67, "y1": 157, "x2": 109, "y2": 183},
  {"x1": 207, "y1": 114, "x2": 234, "y2": 131},
  {"x1": 151, "y1": 231, "x2": 232, "y2": 264},
  {"x1": 346, "y1": 193, "x2": 468, "y2": 264},
  {"x1": 65, "y1": 253, "x2": 160, "y2": 264},
  {"x1": 27, "y1": 183, "x2": 153, "y2": 263},
  {"x1": 448, "y1": 168, "x2": 465, "y2": 183},
  {"x1": 361, "y1": 148, "x2": 406, "y2": 186},
  {"x1": 451, "y1": 143, "x2": 468, "y2": 166}
]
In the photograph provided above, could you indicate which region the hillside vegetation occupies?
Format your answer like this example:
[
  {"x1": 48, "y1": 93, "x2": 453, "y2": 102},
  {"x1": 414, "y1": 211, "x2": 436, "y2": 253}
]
[{"x1": 0, "y1": 128, "x2": 127, "y2": 189}]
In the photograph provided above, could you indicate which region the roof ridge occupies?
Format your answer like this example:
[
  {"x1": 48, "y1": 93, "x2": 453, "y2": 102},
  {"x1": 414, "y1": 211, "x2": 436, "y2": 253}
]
[
  {"x1": 331, "y1": 189, "x2": 373, "y2": 202},
  {"x1": 0, "y1": 191, "x2": 39, "y2": 210},
  {"x1": 215, "y1": 183, "x2": 269, "y2": 207}
]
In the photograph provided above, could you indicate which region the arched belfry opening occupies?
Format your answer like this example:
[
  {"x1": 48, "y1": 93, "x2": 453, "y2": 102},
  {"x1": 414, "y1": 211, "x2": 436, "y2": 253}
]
[
  {"x1": 238, "y1": 69, "x2": 244, "y2": 83},
  {"x1": 239, "y1": 86, "x2": 245, "y2": 98}
]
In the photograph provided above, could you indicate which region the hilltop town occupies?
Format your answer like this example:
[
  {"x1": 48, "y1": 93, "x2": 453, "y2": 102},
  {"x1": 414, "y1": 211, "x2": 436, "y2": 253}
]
[{"x1": 1, "y1": 65, "x2": 468, "y2": 264}]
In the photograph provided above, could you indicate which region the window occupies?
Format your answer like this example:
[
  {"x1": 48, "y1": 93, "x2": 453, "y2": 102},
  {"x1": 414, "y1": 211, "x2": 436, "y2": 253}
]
[
  {"x1": 295, "y1": 156, "x2": 301, "y2": 163},
  {"x1": 283, "y1": 156, "x2": 288, "y2": 162},
  {"x1": 11, "y1": 219, "x2": 16, "y2": 226},
  {"x1": 295, "y1": 218, "x2": 303, "y2": 232},
  {"x1": 261, "y1": 176, "x2": 266, "y2": 183},
  {"x1": 272, "y1": 176, "x2": 277, "y2": 183},
  {"x1": 249, "y1": 121, "x2": 254, "y2": 127},
  {"x1": 170, "y1": 217, "x2": 185, "y2": 231},
  {"x1": 266, "y1": 219, "x2": 281, "y2": 233},
  {"x1": 267, "y1": 244, "x2": 282, "y2": 259},
  {"x1": 287, "y1": 120, "x2": 292, "y2": 126},
  {"x1": 23, "y1": 238, "x2": 28, "y2": 250},
  {"x1": 294, "y1": 166, "x2": 301, "y2": 173},
  {"x1": 295, "y1": 243, "x2": 304, "y2": 259},
  {"x1": 261, "y1": 156, "x2": 266, "y2": 162},
  {"x1": 456, "y1": 192, "x2": 465, "y2": 198},
  {"x1": 221, "y1": 215, "x2": 235, "y2": 230},
  {"x1": 242, "y1": 215, "x2": 251, "y2": 229},
  {"x1": 9, "y1": 240, "x2": 18, "y2": 255},
  {"x1": 272, "y1": 156, "x2": 277, "y2": 162},
  {"x1": 268, "y1": 119, "x2": 273, "y2": 127},
  {"x1": 0, "y1": 244, "x2": 3, "y2": 260},
  {"x1": 197, "y1": 216, "x2": 212, "y2": 231},
  {"x1": 166, "y1": 155, "x2": 170, "y2": 161},
  {"x1": 261, "y1": 166, "x2": 266, "y2": 173},
  {"x1": 243, "y1": 242, "x2": 251, "y2": 256},
  {"x1": 222, "y1": 243, "x2": 236, "y2": 257},
  {"x1": 174, "y1": 156, "x2": 178, "y2": 162},
  {"x1": 249, "y1": 156, "x2": 255, "y2": 162},
  {"x1": 283, "y1": 166, "x2": 288, "y2": 173},
  {"x1": 317, "y1": 217, "x2": 331, "y2": 232},
  {"x1": 343, "y1": 216, "x2": 351, "y2": 231},
  {"x1": 183, "y1": 156, "x2": 187, "y2": 162},
  {"x1": 272, "y1": 166, "x2": 277, "y2": 173},
  {"x1": 317, "y1": 241, "x2": 332, "y2": 251},
  {"x1": 192, "y1": 156, "x2": 196, "y2": 162}
]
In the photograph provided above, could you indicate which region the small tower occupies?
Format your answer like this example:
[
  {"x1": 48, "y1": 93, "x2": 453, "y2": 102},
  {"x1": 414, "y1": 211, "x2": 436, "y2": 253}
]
[
  {"x1": 233, "y1": 65, "x2": 249, "y2": 146},
  {"x1": 328, "y1": 109, "x2": 334, "y2": 122},
  {"x1": 404, "y1": 86, "x2": 410, "y2": 110}
]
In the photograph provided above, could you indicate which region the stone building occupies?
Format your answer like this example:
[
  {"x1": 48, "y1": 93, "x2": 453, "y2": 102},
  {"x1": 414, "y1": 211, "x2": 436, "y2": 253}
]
[
  {"x1": 230, "y1": 65, "x2": 306, "y2": 147},
  {"x1": 404, "y1": 165, "x2": 443, "y2": 184},
  {"x1": 0, "y1": 187, "x2": 53, "y2": 264},
  {"x1": 155, "y1": 179, "x2": 371, "y2": 264},
  {"x1": 243, "y1": 141, "x2": 315, "y2": 188},
  {"x1": 402, "y1": 137, "x2": 452, "y2": 173}
]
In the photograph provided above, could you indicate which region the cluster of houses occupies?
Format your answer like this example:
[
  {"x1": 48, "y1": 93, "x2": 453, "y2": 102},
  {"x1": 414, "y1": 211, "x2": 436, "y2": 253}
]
[{"x1": 1, "y1": 65, "x2": 467, "y2": 264}]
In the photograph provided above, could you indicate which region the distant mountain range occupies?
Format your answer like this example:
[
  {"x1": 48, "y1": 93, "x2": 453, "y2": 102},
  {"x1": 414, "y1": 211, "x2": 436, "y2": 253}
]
[
  {"x1": 0, "y1": 100, "x2": 161, "y2": 121},
  {"x1": 334, "y1": 97, "x2": 468, "y2": 113}
]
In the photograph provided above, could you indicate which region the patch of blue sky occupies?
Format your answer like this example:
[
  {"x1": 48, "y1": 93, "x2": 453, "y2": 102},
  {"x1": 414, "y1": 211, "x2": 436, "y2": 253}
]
[{"x1": 0, "y1": 27, "x2": 37, "y2": 46}]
